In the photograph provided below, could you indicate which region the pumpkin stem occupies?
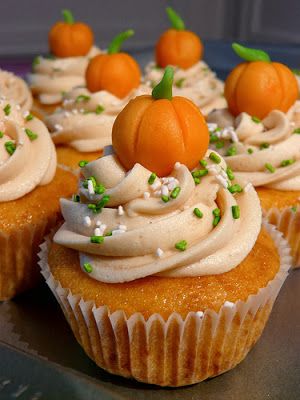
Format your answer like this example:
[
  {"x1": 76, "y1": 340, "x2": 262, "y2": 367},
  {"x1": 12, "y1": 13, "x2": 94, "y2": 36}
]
[
  {"x1": 166, "y1": 7, "x2": 185, "y2": 31},
  {"x1": 107, "y1": 30, "x2": 134, "y2": 54},
  {"x1": 152, "y1": 66, "x2": 174, "y2": 100},
  {"x1": 62, "y1": 9, "x2": 74, "y2": 24},
  {"x1": 232, "y1": 43, "x2": 271, "y2": 62}
]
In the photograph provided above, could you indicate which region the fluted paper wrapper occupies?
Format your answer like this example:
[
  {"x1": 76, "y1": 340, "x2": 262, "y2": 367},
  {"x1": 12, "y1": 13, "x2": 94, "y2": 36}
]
[
  {"x1": 264, "y1": 206, "x2": 300, "y2": 268},
  {"x1": 38, "y1": 221, "x2": 291, "y2": 387}
]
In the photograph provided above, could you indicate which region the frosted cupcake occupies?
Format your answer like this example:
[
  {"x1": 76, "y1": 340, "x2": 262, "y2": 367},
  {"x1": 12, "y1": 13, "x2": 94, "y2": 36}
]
[
  {"x1": 144, "y1": 7, "x2": 226, "y2": 115},
  {"x1": 0, "y1": 69, "x2": 32, "y2": 112},
  {"x1": 208, "y1": 43, "x2": 300, "y2": 266},
  {"x1": 28, "y1": 10, "x2": 100, "y2": 116},
  {"x1": 0, "y1": 98, "x2": 77, "y2": 300},
  {"x1": 45, "y1": 29, "x2": 142, "y2": 170},
  {"x1": 40, "y1": 69, "x2": 290, "y2": 386}
]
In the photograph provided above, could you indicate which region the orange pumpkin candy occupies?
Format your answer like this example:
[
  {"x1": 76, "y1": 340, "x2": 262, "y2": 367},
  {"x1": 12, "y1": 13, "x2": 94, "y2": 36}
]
[
  {"x1": 112, "y1": 67, "x2": 209, "y2": 176},
  {"x1": 155, "y1": 7, "x2": 203, "y2": 70},
  {"x1": 86, "y1": 30, "x2": 141, "y2": 99},
  {"x1": 225, "y1": 43, "x2": 299, "y2": 119},
  {"x1": 49, "y1": 9, "x2": 93, "y2": 58}
]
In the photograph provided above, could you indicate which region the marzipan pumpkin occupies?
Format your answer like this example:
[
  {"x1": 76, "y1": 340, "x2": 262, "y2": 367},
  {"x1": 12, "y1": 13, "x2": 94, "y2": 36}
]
[
  {"x1": 112, "y1": 67, "x2": 209, "y2": 176},
  {"x1": 155, "y1": 7, "x2": 203, "y2": 70},
  {"x1": 86, "y1": 30, "x2": 141, "y2": 99},
  {"x1": 49, "y1": 9, "x2": 94, "y2": 57},
  {"x1": 224, "y1": 43, "x2": 299, "y2": 119}
]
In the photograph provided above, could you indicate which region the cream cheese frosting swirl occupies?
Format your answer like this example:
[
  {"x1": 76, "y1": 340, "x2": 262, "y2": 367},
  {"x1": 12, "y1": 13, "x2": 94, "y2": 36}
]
[
  {"x1": 28, "y1": 46, "x2": 100, "y2": 105},
  {"x1": 0, "y1": 98, "x2": 56, "y2": 201},
  {"x1": 45, "y1": 86, "x2": 145, "y2": 152},
  {"x1": 208, "y1": 101, "x2": 300, "y2": 190},
  {"x1": 54, "y1": 150, "x2": 261, "y2": 283},
  {"x1": 0, "y1": 69, "x2": 32, "y2": 112},
  {"x1": 144, "y1": 61, "x2": 226, "y2": 115}
]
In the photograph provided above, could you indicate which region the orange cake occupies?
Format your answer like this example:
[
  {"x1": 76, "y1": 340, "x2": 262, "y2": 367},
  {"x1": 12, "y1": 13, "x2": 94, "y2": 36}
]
[
  {"x1": 208, "y1": 43, "x2": 300, "y2": 267},
  {"x1": 40, "y1": 68, "x2": 290, "y2": 386},
  {"x1": 0, "y1": 99, "x2": 77, "y2": 300}
]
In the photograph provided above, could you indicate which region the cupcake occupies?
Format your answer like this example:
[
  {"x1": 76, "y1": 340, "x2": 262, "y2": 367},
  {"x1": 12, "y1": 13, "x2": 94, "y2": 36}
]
[
  {"x1": 0, "y1": 98, "x2": 77, "y2": 300},
  {"x1": 28, "y1": 9, "x2": 100, "y2": 117},
  {"x1": 144, "y1": 7, "x2": 226, "y2": 115},
  {"x1": 208, "y1": 43, "x2": 300, "y2": 267},
  {"x1": 39, "y1": 68, "x2": 290, "y2": 386},
  {"x1": 45, "y1": 30, "x2": 143, "y2": 170},
  {"x1": 0, "y1": 69, "x2": 32, "y2": 112}
]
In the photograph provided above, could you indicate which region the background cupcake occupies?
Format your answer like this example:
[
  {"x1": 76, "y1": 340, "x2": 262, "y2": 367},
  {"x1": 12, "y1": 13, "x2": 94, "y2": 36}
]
[
  {"x1": 0, "y1": 69, "x2": 32, "y2": 113},
  {"x1": 208, "y1": 43, "x2": 300, "y2": 267},
  {"x1": 0, "y1": 98, "x2": 77, "y2": 300}
]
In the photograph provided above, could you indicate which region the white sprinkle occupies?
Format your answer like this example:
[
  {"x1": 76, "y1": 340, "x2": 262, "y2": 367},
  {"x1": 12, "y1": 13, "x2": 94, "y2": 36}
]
[
  {"x1": 156, "y1": 248, "x2": 164, "y2": 258},
  {"x1": 16, "y1": 104, "x2": 21, "y2": 111},
  {"x1": 23, "y1": 110, "x2": 29, "y2": 118},
  {"x1": 216, "y1": 174, "x2": 229, "y2": 188},
  {"x1": 168, "y1": 181, "x2": 177, "y2": 191},
  {"x1": 290, "y1": 121, "x2": 296, "y2": 127},
  {"x1": 19, "y1": 140, "x2": 24, "y2": 146},
  {"x1": 151, "y1": 180, "x2": 161, "y2": 191},
  {"x1": 174, "y1": 161, "x2": 181, "y2": 170},
  {"x1": 71, "y1": 109, "x2": 78, "y2": 115},
  {"x1": 118, "y1": 224, "x2": 127, "y2": 231},
  {"x1": 143, "y1": 191, "x2": 150, "y2": 199},
  {"x1": 196, "y1": 311, "x2": 204, "y2": 318},
  {"x1": 224, "y1": 301, "x2": 235, "y2": 309},
  {"x1": 94, "y1": 227, "x2": 102, "y2": 236},
  {"x1": 207, "y1": 165, "x2": 220, "y2": 175},
  {"x1": 54, "y1": 123, "x2": 63, "y2": 131},
  {"x1": 118, "y1": 205, "x2": 124, "y2": 215},
  {"x1": 83, "y1": 216, "x2": 91, "y2": 226},
  {"x1": 96, "y1": 220, "x2": 102, "y2": 226},
  {"x1": 207, "y1": 122, "x2": 218, "y2": 132},
  {"x1": 64, "y1": 111, "x2": 70, "y2": 118},
  {"x1": 88, "y1": 180, "x2": 95, "y2": 195},
  {"x1": 112, "y1": 229, "x2": 126, "y2": 236},
  {"x1": 161, "y1": 184, "x2": 169, "y2": 196},
  {"x1": 244, "y1": 182, "x2": 252, "y2": 193}
]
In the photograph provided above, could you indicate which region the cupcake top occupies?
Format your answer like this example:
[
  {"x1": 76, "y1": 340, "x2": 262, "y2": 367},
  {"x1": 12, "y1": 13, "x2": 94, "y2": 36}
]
[
  {"x1": 0, "y1": 69, "x2": 32, "y2": 112},
  {"x1": 0, "y1": 98, "x2": 56, "y2": 201}
]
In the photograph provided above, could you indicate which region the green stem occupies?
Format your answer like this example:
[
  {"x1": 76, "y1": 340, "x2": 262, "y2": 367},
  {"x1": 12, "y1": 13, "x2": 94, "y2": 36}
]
[
  {"x1": 62, "y1": 9, "x2": 74, "y2": 24},
  {"x1": 107, "y1": 30, "x2": 134, "y2": 54},
  {"x1": 152, "y1": 66, "x2": 174, "y2": 100},
  {"x1": 166, "y1": 7, "x2": 185, "y2": 30},
  {"x1": 232, "y1": 42, "x2": 271, "y2": 62}
]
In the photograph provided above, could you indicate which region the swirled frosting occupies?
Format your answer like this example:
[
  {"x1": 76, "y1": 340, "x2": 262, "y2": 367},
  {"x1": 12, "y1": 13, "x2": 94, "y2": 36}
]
[
  {"x1": 144, "y1": 61, "x2": 226, "y2": 115},
  {"x1": 0, "y1": 98, "x2": 56, "y2": 201},
  {"x1": 28, "y1": 46, "x2": 101, "y2": 105},
  {"x1": 45, "y1": 86, "x2": 148, "y2": 152},
  {"x1": 0, "y1": 69, "x2": 32, "y2": 112},
  {"x1": 54, "y1": 150, "x2": 261, "y2": 282},
  {"x1": 208, "y1": 101, "x2": 300, "y2": 190}
]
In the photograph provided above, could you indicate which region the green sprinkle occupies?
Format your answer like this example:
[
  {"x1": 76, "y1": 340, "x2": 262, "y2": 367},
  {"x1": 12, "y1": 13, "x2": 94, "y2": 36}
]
[
  {"x1": 228, "y1": 184, "x2": 243, "y2": 194},
  {"x1": 293, "y1": 128, "x2": 300, "y2": 134},
  {"x1": 251, "y1": 116, "x2": 261, "y2": 123},
  {"x1": 75, "y1": 94, "x2": 91, "y2": 103},
  {"x1": 210, "y1": 134, "x2": 218, "y2": 143},
  {"x1": 213, "y1": 215, "x2": 221, "y2": 227},
  {"x1": 25, "y1": 113, "x2": 34, "y2": 121},
  {"x1": 105, "y1": 231, "x2": 113, "y2": 236},
  {"x1": 72, "y1": 194, "x2": 80, "y2": 202},
  {"x1": 193, "y1": 177, "x2": 200, "y2": 185},
  {"x1": 292, "y1": 69, "x2": 300, "y2": 76},
  {"x1": 291, "y1": 206, "x2": 297, "y2": 213},
  {"x1": 248, "y1": 148, "x2": 254, "y2": 154},
  {"x1": 87, "y1": 204, "x2": 97, "y2": 211},
  {"x1": 161, "y1": 195, "x2": 169, "y2": 203},
  {"x1": 25, "y1": 128, "x2": 38, "y2": 141},
  {"x1": 148, "y1": 172, "x2": 157, "y2": 185},
  {"x1": 175, "y1": 78, "x2": 185, "y2": 88},
  {"x1": 3, "y1": 104, "x2": 11, "y2": 116},
  {"x1": 0, "y1": 131, "x2": 3, "y2": 138},
  {"x1": 260, "y1": 142, "x2": 270, "y2": 150},
  {"x1": 90, "y1": 235, "x2": 104, "y2": 244},
  {"x1": 216, "y1": 140, "x2": 225, "y2": 149},
  {"x1": 175, "y1": 240, "x2": 187, "y2": 251},
  {"x1": 95, "y1": 184, "x2": 106, "y2": 195},
  {"x1": 226, "y1": 167, "x2": 235, "y2": 181},
  {"x1": 32, "y1": 56, "x2": 40, "y2": 68},
  {"x1": 95, "y1": 195, "x2": 110, "y2": 213},
  {"x1": 83, "y1": 263, "x2": 93, "y2": 273},
  {"x1": 199, "y1": 159, "x2": 207, "y2": 167},
  {"x1": 193, "y1": 208, "x2": 203, "y2": 218},
  {"x1": 78, "y1": 160, "x2": 89, "y2": 168},
  {"x1": 4, "y1": 141, "x2": 16, "y2": 155},
  {"x1": 226, "y1": 145, "x2": 237, "y2": 156},
  {"x1": 95, "y1": 105, "x2": 105, "y2": 114},
  {"x1": 170, "y1": 186, "x2": 181, "y2": 199},
  {"x1": 265, "y1": 163, "x2": 276, "y2": 173},
  {"x1": 192, "y1": 169, "x2": 208, "y2": 178},
  {"x1": 231, "y1": 205, "x2": 240, "y2": 219},
  {"x1": 213, "y1": 208, "x2": 221, "y2": 217},
  {"x1": 83, "y1": 176, "x2": 97, "y2": 189},
  {"x1": 209, "y1": 152, "x2": 221, "y2": 164},
  {"x1": 280, "y1": 159, "x2": 295, "y2": 167}
]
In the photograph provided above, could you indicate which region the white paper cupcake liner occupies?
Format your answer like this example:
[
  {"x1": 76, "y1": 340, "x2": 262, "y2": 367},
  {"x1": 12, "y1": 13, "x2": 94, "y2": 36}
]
[
  {"x1": 264, "y1": 206, "x2": 300, "y2": 268},
  {"x1": 38, "y1": 220, "x2": 291, "y2": 387}
]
